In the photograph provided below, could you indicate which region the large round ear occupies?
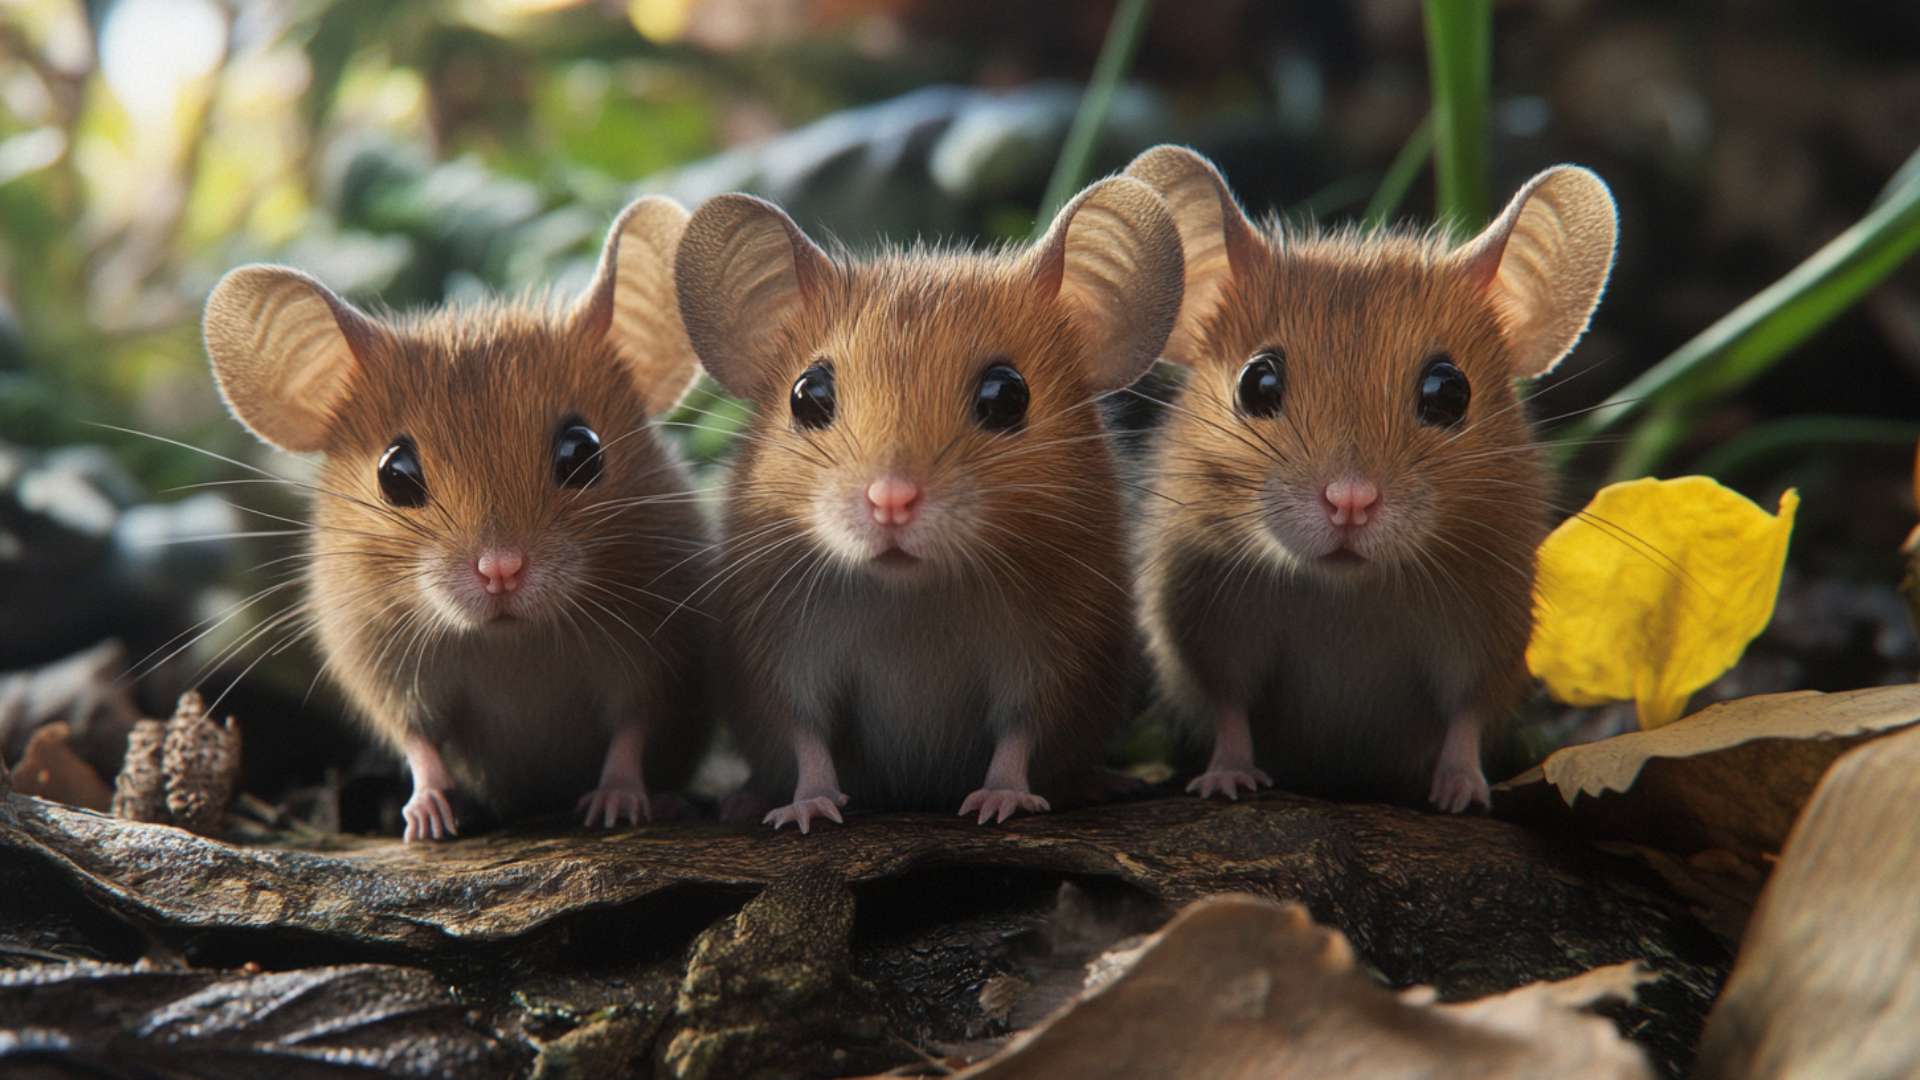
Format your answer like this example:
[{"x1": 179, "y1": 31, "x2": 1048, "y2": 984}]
[
  {"x1": 1123, "y1": 145, "x2": 1261, "y2": 365},
  {"x1": 572, "y1": 195, "x2": 703, "y2": 416},
  {"x1": 203, "y1": 266, "x2": 381, "y2": 453},
  {"x1": 674, "y1": 194, "x2": 832, "y2": 401},
  {"x1": 1453, "y1": 165, "x2": 1617, "y2": 379},
  {"x1": 1026, "y1": 175, "x2": 1186, "y2": 392}
]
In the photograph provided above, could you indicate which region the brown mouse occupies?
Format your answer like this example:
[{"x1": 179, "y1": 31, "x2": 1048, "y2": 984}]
[
  {"x1": 673, "y1": 177, "x2": 1184, "y2": 831},
  {"x1": 201, "y1": 196, "x2": 714, "y2": 841},
  {"x1": 1124, "y1": 145, "x2": 1616, "y2": 812}
]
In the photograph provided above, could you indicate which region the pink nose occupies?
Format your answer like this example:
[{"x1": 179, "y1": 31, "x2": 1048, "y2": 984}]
[
  {"x1": 475, "y1": 549, "x2": 526, "y2": 595},
  {"x1": 866, "y1": 477, "x2": 922, "y2": 527},
  {"x1": 1322, "y1": 479, "x2": 1380, "y2": 527}
]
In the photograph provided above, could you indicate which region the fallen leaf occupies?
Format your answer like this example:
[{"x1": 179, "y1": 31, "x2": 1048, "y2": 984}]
[
  {"x1": 0, "y1": 962, "x2": 516, "y2": 1074},
  {"x1": 1494, "y1": 684, "x2": 1920, "y2": 857},
  {"x1": 10, "y1": 722, "x2": 111, "y2": 811},
  {"x1": 1528, "y1": 477, "x2": 1798, "y2": 728},
  {"x1": 1695, "y1": 721, "x2": 1920, "y2": 1078},
  {"x1": 956, "y1": 894, "x2": 1652, "y2": 1079}
]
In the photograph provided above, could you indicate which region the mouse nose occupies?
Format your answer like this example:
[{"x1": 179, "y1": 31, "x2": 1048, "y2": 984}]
[
  {"x1": 475, "y1": 549, "x2": 526, "y2": 595},
  {"x1": 866, "y1": 476, "x2": 923, "y2": 528},
  {"x1": 1322, "y1": 479, "x2": 1380, "y2": 528}
]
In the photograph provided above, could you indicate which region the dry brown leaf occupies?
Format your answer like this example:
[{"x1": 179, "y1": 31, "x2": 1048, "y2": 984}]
[
  {"x1": 956, "y1": 894, "x2": 1651, "y2": 1079},
  {"x1": 1494, "y1": 683, "x2": 1920, "y2": 856},
  {"x1": 10, "y1": 722, "x2": 111, "y2": 811},
  {"x1": 111, "y1": 718, "x2": 169, "y2": 824},
  {"x1": 1696, "y1": 722, "x2": 1920, "y2": 1079}
]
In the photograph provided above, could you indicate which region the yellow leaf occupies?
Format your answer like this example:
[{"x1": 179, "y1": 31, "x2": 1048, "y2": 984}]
[{"x1": 1526, "y1": 476, "x2": 1798, "y2": 729}]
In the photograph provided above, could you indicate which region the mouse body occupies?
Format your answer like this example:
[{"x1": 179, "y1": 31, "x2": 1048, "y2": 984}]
[
  {"x1": 203, "y1": 196, "x2": 713, "y2": 840},
  {"x1": 674, "y1": 178, "x2": 1185, "y2": 830},
  {"x1": 1125, "y1": 146, "x2": 1617, "y2": 812}
]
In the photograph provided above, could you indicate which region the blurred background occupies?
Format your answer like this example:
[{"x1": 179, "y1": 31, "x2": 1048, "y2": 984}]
[{"x1": 1, "y1": 0, "x2": 1917, "y2": 826}]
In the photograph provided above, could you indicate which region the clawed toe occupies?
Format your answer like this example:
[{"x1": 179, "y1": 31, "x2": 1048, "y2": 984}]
[
  {"x1": 764, "y1": 793, "x2": 847, "y2": 834},
  {"x1": 957, "y1": 788, "x2": 1050, "y2": 825},
  {"x1": 1185, "y1": 768, "x2": 1273, "y2": 801},
  {"x1": 1428, "y1": 766, "x2": 1490, "y2": 814},
  {"x1": 577, "y1": 784, "x2": 652, "y2": 829},
  {"x1": 402, "y1": 788, "x2": 458, "y2": 843}
]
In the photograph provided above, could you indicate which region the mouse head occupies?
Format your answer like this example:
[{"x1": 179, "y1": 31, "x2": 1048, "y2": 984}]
[
  {"x1": 1126, "y1": 146, "x2": 1615, "y2": 582},
  {"x1": 676, "y1": 178, "x2": 1183, "y2": 584},
  {"x1": 203, "y1": 196, "x2": 702, "y2": 634}
]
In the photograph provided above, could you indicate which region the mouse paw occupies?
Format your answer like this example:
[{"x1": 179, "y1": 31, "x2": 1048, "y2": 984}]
[
  {"x1": 577, "y1": 781, "x2": 652, "y2": 829},
  {"x1": 763, "y1": 792, "x2": 848, "y2": 834},
  {"x1": 402, "y1": 787, "x2": 459, "y2": 843},
  {"x1": 1429, "y1": 762, "x2": 1490, "y2": 814},
  {"x1": 1185, "y1": 768, "x2": 1273, "y2": 801},
  {"x1": 958, "y1": 788, "x2": 1050, "y2": 825}
]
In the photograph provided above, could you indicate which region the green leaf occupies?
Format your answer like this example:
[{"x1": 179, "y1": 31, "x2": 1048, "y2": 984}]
[
  {"x1": 1032, "y1": 0, "x2": 1153, "y2": 236},
  {"x1": 1363, "y1": 114, "x2": 1434, "y2": 228},
  {"x1": 1570, "y1": 145, "x2": 1920, "y2": 476},
  {"x1": 1421, "y1": 0, "x2": 1491, "y2": 236}
]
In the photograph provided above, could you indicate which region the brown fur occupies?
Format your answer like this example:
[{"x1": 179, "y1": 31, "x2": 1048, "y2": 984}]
[
  {"x1": 203, "y1": 195, "x2": 715, "y2": 829},
  {"x1": 716, "y1": 249, "x2": 1139, "y2": 808},
  {"x1": 302, "y1": 301, "x2": 711, "y2": 816},
  {"x1": 1128, "y1": 147, "x2": 1614, "y2": 806}
]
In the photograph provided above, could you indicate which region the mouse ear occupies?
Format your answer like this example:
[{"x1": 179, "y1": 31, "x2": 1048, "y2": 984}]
[
  {"x1": 674, "y1": 193, "x2": 832, "y2": 401},
  {"x1": 1453, "y1": 165, "x2": 1617, "y2": 379},
  {"x1": 203, "y1": 266, "x2": 380, "y2": 453},
  {"x1": 1123, "y1": 145, "x2": 1261, "y2": 365},
  {"x1": 574, "y1": 195, "x2": 702, "y2": 416},
  {"x1": 1027, "y1": 175, "x2": 1186, "y2": 392}
]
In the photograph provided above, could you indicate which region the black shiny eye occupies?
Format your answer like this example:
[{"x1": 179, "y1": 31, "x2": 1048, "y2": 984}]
[
  {"x1": 1236, "y1": 349, "x2": 1286, "y2": 418},
  {"x1": 377, "y1": 436, "x2": 427, "y2": 508},
  {"x1": 973, "y1": 361, "x2": 1029, "y2": 433},
  {"x1": 1416, "y1": 354, "x2": 1471, "y2": 427},
  {"x1": 790, "y1": 362, "x2": 835, "y2": 430},
  {"x1": 553, "y1": 421, "x2": 602, "y2": 488}
]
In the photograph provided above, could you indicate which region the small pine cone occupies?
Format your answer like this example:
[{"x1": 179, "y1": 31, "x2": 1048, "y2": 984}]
[
  {"x1": 112, "y1": 719, "x2": 170, "y2": 823},
  {"x1": 162, "y1": 690, "x2": 241, "y2": 835}
]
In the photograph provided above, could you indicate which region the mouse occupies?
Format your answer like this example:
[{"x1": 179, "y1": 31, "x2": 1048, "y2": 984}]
[
  {"x1": 201, "y1": 195, "x2": 715, "y2": 841},
  {"x1": 672, "y1": 176, "x2": 1185, "y2": 831},
  {"x1": 1123, "y1": 145, "x2": 1616, "y2": 812}
]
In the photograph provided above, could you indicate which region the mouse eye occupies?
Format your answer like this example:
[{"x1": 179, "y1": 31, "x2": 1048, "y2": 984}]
[
  {"x1": 973, "y1": 361, "x2": 1029, "y2": 433},
  {"x1": 1416, "y1": 354, "x2": 1471, "y2": 428},
  {"x1": 1236, "y1": 349, "x2": 1286, "y2": 418},
  {"x1": 377, "y1": 437, "x2": 428, "y2": 508},
  {"x1": 790, "y1": 362, "x2": 835, "y2": 430},
  {"x1": 553, "y1": 421, "x2": 603, "y2": 489}
]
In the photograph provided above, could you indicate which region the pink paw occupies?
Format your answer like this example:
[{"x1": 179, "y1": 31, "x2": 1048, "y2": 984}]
[
  {"x1": 764, "y1": 792, "x2": 849, "y2": 834},
  {"x1": 1429, "y1": 762, "x2": 1490, "y2": 814},
  {"x1": 958, "y1": 788, "x2": 1050, "y2": 825},
  {"x1": 577, "y1": 781, "x2": 652, "y2": 829},
  {"x1": 1186, "y1": 768, "x2": 1273, "y2": 801},
  {"x1": 402, "y1": 787, "x2": 459, "y2": 843}
]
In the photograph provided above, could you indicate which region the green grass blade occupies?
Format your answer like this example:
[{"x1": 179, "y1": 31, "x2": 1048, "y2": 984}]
[
  {"x1": 1033, "y1": 0, "x2": 1154, "y2": 235},
  {"x1": 1568, "y1": 146, "x2": 1920, "y2": 474},
  {"x1": 1421, "y1": 0, "x2": 1492, "y2": 236},
  {"x1": 1363, "y1": 114, "x2": 1434, "y2": 228},
  {"x1": 1693, "y1": 415, "x2": 1920, "y2": 481}
]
